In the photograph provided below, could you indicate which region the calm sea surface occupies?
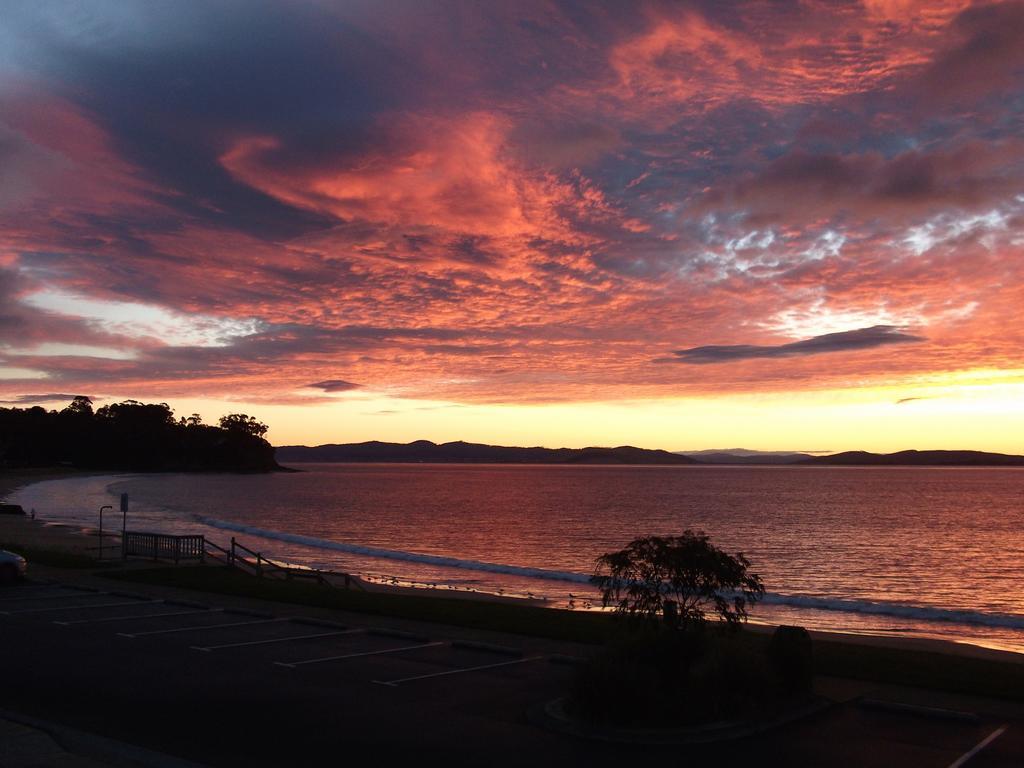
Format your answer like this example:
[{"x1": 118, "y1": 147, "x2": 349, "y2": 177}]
[{"x1": 10, "y1": 464, "x2": 1024, "y2": 652}]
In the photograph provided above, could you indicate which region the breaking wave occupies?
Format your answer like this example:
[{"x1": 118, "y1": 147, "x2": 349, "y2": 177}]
[
  {"x1": 195, "y1": 515, "x2": 592, "y2": 584},
  {"x1": 196, "y1": 515, "x2": 1024, "y2": 630},
  {"x1": 758, "y1": 592, "x2": 1024, "y2": 629}
]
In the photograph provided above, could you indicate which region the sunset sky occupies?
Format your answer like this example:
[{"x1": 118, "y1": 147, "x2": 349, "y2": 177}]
[{"x1": 1, "y1": 1, "x2": 1023, "y2": 450}]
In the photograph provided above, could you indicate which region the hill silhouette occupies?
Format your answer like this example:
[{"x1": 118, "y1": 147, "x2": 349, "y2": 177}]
[
  {"x1": 680, "y1": 450, "x2": 812, "y2": 464},
  {"x1": 275, "y1": 440, "x2": 699, "y2": 465},
  {"x1": 798, "y1": 450, "x2": 1024, "y2": 467},
  {"x1": 277, "y1": 442, "x2": 1024, "y2": 467}
]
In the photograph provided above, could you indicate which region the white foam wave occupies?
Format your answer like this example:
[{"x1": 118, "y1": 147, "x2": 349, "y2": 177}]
[
  {"x1": 194, "y1": 515, "x2": 593, "y2": 584},
  {"x1": 760, "y1": 592, "x2": 1024, "y2": 629},
  {"x1": 196, "y1": 515, "x2": 1024, "y2": 631}
]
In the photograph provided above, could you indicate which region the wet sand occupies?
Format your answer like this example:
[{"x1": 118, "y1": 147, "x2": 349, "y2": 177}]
[
  {"x1": 1, "y1": 468, "x2": 98, "y2": 504},
  {"x1": 0, "y1": 469, "x2": 109, "y2": 556}
]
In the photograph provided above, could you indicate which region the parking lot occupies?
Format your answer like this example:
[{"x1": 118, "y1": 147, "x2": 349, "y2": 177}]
[
  {"x1": 0, "y1": 581, "x2": 572, "y2": 690},
  {"x1": 1, "y1": 579, "x2": 1021, "y2": 767}
]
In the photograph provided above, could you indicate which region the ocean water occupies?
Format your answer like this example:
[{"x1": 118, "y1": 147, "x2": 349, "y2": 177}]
[{"x1": 9, "y1": 463, "x2": 1024, "y2": 653}]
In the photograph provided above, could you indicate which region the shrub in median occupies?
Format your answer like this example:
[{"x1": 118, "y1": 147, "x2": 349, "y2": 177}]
[
  {"x1": 768, "y1": 624, "x2": 814, "y2": 695},
  {"x1": 567, "y1": 531, "x2": 803, "y2": 728}
]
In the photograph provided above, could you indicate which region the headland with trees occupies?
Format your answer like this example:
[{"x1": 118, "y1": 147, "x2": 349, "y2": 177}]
[{"x1": 0, "y1": 396, "x2": 279, "y2": 472}]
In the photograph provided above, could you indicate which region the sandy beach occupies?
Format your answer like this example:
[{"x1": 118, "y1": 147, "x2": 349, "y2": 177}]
[
  {"x1": 0, "y1": 513, "x2": 111, "y2": 557},
  {"x1": 0, "y1": 470, "x2": 109, "y2": 556},
  {"x1": 1, "y1": 468, "x2": 93, "y2": 506}
]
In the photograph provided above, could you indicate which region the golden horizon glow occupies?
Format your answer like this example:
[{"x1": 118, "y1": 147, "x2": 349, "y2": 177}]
[{"x1": 70, "y1": 374, "x2": 1021, "y2": 454}]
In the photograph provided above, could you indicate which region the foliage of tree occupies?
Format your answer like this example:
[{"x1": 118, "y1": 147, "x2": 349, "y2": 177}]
[
  {"x1": 218, "y1": 413, "x2": 268, "y2": 438},
  {"x1": 592, "y1": 530, "x2": 765, "y2": 632},
  {"x1": 180, "y1": 413, "x2": 204, "y2": 427},
  {"x1": 0, "y1": 397, "x2": 278, "y2": 472},
  {"x1": 62, "y1": 396, "x2": 94, "y2": 416}
]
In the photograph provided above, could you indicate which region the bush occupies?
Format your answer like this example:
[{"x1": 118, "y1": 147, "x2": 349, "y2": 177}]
[
  {"x1": 687, "y1": 635, "x2": 777, "y2": 721},
  {"x1": 568, "y1": 629, "x2": 778, "y2": 727},
  {"x1": 569, "y1": 637, "x2": 666, "y2": 726},
  {"x1": 570, "y1": 532, "x2": 775, "y2": 727},
  {"x1": 768, "y1": 625, "x2": 814, "y2": 694}
]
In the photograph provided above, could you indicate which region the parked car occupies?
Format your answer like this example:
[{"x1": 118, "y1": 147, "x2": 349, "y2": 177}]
[
  {"x1": 0, "y1": 504, "x2": 26, "y2": 515},
  {"x1": 0, "y1": 550, "x2": 27, "y2": 584}
]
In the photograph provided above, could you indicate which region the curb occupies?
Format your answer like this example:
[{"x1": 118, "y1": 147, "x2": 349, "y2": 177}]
[
  {"x1": 527, "y1": 695, "x2": 831, "y2": 745},
  {"x1": 0, "y1": 709, "x2": 210, "y2": 768}
]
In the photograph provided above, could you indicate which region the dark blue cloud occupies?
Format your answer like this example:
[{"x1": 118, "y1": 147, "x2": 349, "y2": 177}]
[
  {"x1": 2, "y1": 2, "x2": 417, "y2": 238},
  {"x1": 0, "y1": 393, "x2": 82, "y2": 405},
  {"x1": 308, "y1": 380, "x2": 360, "y2": 393},
  {"x1": 671, "y1": 325, "x2": 925, "y2": 364}
]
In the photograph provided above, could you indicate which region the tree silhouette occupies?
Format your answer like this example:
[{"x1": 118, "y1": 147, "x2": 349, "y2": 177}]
[
  {"x1": 218, "y1": 413, "x2": 269, "y2": 438},
  {"x1": 180, "y1": 413, "x2": 204, "y2": 427},
  {"x1": 0, "y1": 398, "x2": 277, "y2": 472},
  {"x1": 592, "y1": 530, "x2": 764, "y2": 632},
  {"x1": 62, "y1": 395, "x2": 94, "y2": 416}
]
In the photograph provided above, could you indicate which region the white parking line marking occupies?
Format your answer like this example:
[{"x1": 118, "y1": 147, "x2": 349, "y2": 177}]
[
  {"x1": 0, "y1": 590, "x2": 60, "y2": 599},
  {"x1": 947, "y1": 725, "x2": 1007, "y2": 768},
  {"x1": 191, "y1": 628, "x2": 364, "y2": 652},
  {"x1": 117, "y1": 617, "x2": 288, "y2": 638},
  {"x1": 54, "y1": 608, "x2": 222, "y2": 626},
  {"x1": 0, "y1": 591, "x2": 107, "y2": 603},
  {"x1": 275, "y1": 641, "x2": 446, "y2": 668},
  {"x1": 373, "y1": 655, "x2": 546, "y2": 687},
  {"x1": 1, "y1": 600, "x2": 159, "y2": 615},
  {"x1": 0, "y1": 583, "x2": 60, "y2": 592}
]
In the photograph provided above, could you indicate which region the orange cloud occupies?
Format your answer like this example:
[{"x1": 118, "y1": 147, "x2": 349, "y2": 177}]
[
  {"x1": 604, "y1": 1, "x2": 971, "y2": 114},
  {"x1": 221, "y1": 113, "x2": 577, "y2": 242}
]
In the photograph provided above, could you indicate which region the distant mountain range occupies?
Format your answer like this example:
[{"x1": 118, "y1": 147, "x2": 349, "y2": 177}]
[
  {"x1": 275, "y1": 442, "x2": 1024, "y2": 467},
  {"x1": 275, "y1": 440, "x2": 698, "y2": 465},
  {"x1": 797, "y1": 450, "x2": 1024, "y2": 467},
  {"x1": 678, "y1": 449, "x2": 816, "y2": 464},
  {"x1": 680, "y1": 448, "x2": 1024, "y2": 466}
]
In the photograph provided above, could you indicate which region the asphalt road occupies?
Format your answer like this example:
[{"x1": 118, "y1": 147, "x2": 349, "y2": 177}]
[{"x1": 1, "y1": 580, "x2": 1020, "y2": 767}]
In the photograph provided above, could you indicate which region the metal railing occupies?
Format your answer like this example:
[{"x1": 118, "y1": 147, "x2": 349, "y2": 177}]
[
  {"x1": 122, "y1": 532, "x2": 206, "y2": 563},
  {"x1": 121, "y1": 530, "x2": 363, "y2": 591},
  {"x1": 207, "y1": 536, "x2": 362, "y2": 590}
]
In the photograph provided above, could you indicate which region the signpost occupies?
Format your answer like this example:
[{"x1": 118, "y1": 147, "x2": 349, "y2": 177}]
[
  {"x1": 98, "y1": 505, "x2": 112, "y2": 560},
  {"x1": 120, "y1": 493, "x2": 128, "y2": 559}
]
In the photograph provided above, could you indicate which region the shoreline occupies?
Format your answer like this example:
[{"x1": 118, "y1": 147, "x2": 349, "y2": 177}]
[
  {"x1": 2, "y1": 507, "x2": 1022, "y2": 664},
  {"x1": 1, "y1": 469, "x2": 111, "y2": 558},
  {"x1": 4, "y1": 469, "x2": 1024, "y2": 663}
]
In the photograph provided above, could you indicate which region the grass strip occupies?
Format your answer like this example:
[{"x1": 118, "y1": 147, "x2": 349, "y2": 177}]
[
  {"x1": 0, "y1": 541, "x2": 110, "y2": 569},
  {"x1": 813, "y1": 639, "x2": 1024, "y2": 702},
  {"x1": 103, "y1": 565, "x2": 613, "y2": 644},
  {"x1": 103, "y1": 565, "x2": 1024, "y2": 701}
]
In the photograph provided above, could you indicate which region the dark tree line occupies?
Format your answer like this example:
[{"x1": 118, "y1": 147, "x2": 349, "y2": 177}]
[{"x1": 0, "y1": 397, "x2": 278, "y2": 472}]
